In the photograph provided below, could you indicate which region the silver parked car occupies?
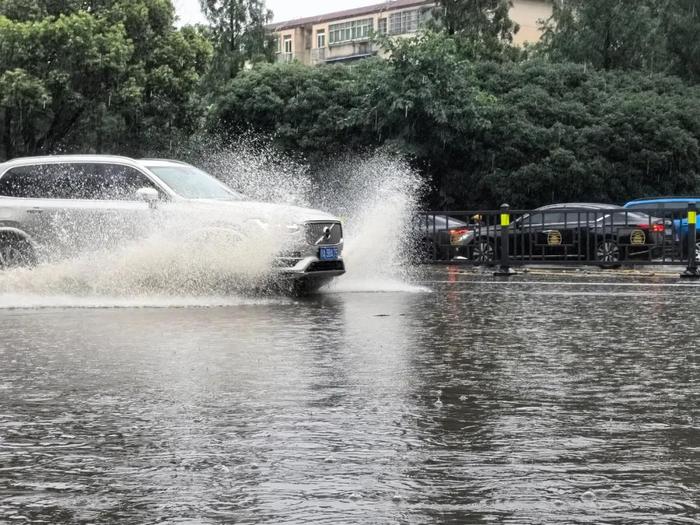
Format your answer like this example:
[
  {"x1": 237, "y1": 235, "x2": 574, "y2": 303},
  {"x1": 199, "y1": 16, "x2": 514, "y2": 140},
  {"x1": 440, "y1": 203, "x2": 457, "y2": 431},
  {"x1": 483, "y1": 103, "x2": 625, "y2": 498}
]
[{"x1": 0, "y1": 155, "x2": 345, "y2": 293}]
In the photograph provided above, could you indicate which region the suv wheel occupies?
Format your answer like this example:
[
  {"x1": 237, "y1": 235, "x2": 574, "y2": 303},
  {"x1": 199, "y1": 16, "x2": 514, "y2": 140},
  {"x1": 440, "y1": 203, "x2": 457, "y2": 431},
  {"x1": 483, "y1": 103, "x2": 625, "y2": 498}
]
[
  {"x1": 472, "y1": 239, "x2": 496, "y2": 264},
  {"x1": 0, "y1": 235, "x2": 34, "y2": 269},
  {"x1": 596, "y1": 240, "x2": 620, "y2": 266}
]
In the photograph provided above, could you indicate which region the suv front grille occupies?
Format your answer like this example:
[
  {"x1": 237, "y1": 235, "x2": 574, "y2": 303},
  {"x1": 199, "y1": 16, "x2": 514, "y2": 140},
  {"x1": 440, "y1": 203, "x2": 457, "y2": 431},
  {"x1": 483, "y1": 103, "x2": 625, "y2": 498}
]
[
  {"x1": 307, "y1": 260, "x2": 345, "y2": 272},
  {"x1": 305, "y1": 222, "x2": 343, "y2": 245}
]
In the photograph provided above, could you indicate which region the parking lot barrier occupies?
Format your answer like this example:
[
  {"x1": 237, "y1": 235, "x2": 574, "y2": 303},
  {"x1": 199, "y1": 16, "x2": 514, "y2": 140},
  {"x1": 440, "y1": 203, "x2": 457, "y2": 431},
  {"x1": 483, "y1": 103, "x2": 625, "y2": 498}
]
[
  {"x1": 417, "y1": 205, "x2": 700, "y2": 275},
  {"x1": 494, "y1": 203, "x2": 516, "y2": 276},
  {"x1": 681, "y1": 202, "x2": 699, "y2": 279}
]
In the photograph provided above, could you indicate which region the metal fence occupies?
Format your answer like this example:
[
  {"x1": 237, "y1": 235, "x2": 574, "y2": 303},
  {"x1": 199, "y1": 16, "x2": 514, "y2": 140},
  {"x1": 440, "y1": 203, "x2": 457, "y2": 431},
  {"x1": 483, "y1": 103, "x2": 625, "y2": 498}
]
[{"x1": 417, "y1": 203, "x2": 699, "y2": 278}]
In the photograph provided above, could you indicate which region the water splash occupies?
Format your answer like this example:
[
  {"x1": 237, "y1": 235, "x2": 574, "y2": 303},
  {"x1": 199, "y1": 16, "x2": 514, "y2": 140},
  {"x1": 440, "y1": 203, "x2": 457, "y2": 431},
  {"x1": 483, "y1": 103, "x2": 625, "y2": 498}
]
[
  {"x1": 196, "y1": 135, "x2": 314, "y2": 208},
  {"x1": 0, "y1": 203, "x2": 292, "y2": 306},
  {"x1": 313, "y1": 154, "x2": 430, "y2": 294},
  {"x1": 193, "y1": 139, "x2": 429, "y2": 293},
  {"x1": 0, "y1": 139, "x2": 428, "y2": 306}
]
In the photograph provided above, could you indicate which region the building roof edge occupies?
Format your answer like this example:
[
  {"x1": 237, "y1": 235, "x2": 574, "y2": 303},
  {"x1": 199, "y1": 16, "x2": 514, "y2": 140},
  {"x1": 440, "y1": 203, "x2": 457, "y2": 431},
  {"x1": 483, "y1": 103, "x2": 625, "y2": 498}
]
[{"x1": 268, "y1": 0, "x2": 432, "y2": 31}]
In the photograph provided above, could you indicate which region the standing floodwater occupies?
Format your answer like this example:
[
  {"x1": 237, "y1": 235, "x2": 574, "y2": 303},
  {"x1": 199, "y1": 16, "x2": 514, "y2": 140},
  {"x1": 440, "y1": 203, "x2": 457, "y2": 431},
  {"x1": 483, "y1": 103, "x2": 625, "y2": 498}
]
[{"x1": 0, "y1": 269, "x2": 697, "y2": 524}]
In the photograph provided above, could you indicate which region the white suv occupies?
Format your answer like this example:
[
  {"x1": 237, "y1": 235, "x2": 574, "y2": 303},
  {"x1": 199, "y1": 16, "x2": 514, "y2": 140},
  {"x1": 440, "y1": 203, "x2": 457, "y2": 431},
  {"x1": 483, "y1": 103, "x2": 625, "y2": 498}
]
[{"x1": 0, "y1": 155, "x2": 345, "y2": 293}]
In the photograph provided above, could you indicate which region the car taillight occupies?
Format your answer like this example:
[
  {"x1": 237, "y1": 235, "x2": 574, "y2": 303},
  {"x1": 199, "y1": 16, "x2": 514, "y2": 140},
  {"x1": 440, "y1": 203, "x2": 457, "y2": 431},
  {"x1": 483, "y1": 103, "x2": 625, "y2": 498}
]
[
  {"x1": 449, "y1": 228, "x2": 471, "y2": 245},
  {"x1": 636, "y1": 224, "x2": 665, "y2": 233}
]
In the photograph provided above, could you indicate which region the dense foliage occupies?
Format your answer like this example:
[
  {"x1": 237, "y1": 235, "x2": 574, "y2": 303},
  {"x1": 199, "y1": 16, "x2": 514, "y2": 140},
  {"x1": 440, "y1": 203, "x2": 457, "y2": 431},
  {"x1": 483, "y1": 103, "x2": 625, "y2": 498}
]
[
  {"x1": 0, "y1": 0, "x2": 212, "y2": 159},
  {"x1": 540, "y1": 0, "x2": 700, "y2": 82},
  {"x1": 212, "y1": 32, "x2": 700, "y2": 208},
  {"x1": 433, "y1": 0, "x2": 518, "y2": 54},
  {"x1": 199, "y1": 0, "x2": 273, "y2": 82},
  {"x1": 1, "y1": 0, "x2": 699, "y2": 208}
]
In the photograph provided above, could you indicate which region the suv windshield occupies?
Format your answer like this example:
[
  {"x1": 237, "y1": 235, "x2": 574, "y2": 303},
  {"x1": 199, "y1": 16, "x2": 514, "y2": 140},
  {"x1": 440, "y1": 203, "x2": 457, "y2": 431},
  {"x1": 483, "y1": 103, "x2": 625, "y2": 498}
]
[{"x1": 146, "y1": 165, "x2": 245, "y2": 200}]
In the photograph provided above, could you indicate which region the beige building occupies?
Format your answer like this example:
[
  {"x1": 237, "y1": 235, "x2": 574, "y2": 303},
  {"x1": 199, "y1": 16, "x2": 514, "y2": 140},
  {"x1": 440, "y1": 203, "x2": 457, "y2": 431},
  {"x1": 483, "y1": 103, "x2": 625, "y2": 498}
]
[{"x1": 269, "y1": 0, "x2": 552, "y2": 66}]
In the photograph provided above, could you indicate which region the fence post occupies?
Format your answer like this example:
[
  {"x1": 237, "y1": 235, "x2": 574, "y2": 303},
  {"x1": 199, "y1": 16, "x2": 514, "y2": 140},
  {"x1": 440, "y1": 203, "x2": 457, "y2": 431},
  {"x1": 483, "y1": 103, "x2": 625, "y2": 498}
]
[
  {"x1": 494, "y1": 203, "x2": 516, "y2": 276},
  {"x1": 681, "y1": 203, "x2": 699, "y2": 278}
]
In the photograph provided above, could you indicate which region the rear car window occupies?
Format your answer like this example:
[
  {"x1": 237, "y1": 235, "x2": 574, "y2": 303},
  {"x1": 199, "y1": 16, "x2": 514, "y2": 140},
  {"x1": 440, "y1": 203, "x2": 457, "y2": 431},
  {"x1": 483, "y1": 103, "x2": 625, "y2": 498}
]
[
  {"x1": 0, "y1": 165, "x2": 62, "y2": 198},
  {"x1": 0, "y1": 164, "x2": 159, "y2": 200},
  {"x1": 414, "y1": 215, "x2": 467, "y2": 229},
  {"x1": 595, "y1": 212, "x2": 652, "y2": 225},
  {"x1": 523, "y1": 212, "x2": 566, "y2": 224}
]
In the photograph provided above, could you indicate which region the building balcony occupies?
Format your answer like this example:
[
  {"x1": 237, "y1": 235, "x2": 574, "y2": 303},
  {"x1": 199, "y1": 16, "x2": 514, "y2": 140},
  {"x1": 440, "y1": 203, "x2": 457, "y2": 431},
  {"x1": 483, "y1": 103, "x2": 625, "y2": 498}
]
[
  {"x1": 276, "y1": 52, "x2": 296, "y2": 64},
  {"x1": 311, "y1": 48, "x2": 327, "y2": 64},
  {"x1": 321, "y1": 42, "x2": 379, "y2": 64}
]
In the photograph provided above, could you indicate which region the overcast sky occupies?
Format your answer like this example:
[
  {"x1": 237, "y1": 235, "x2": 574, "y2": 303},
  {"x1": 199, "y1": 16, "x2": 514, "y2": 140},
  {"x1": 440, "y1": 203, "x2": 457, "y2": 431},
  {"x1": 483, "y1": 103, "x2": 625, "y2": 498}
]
[{"x1": 173, "y1": 0, "x2": 381, "y2": 26}]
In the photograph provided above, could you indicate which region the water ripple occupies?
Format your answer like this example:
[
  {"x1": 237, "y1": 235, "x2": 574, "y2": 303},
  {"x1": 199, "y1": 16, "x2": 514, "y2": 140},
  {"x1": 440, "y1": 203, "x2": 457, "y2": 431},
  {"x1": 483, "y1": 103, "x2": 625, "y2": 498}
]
[{"x1": 0, "y1": 271, "x2": 697, "y2": 524}]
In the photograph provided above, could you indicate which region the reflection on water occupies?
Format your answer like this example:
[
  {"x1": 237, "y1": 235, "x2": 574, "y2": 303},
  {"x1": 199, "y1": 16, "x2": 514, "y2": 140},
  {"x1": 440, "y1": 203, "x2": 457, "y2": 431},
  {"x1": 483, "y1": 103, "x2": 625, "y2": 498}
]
[{"x1": 0, "y1": 270, "x2": 698, "y2": 524}]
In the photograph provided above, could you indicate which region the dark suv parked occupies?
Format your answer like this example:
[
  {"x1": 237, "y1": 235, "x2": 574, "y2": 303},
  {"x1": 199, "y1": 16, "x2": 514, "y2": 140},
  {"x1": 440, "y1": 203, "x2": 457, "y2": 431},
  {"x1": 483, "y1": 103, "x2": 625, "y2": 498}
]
[{"x1": 468, "y1": 203, "x2": 667, "y2": 265}]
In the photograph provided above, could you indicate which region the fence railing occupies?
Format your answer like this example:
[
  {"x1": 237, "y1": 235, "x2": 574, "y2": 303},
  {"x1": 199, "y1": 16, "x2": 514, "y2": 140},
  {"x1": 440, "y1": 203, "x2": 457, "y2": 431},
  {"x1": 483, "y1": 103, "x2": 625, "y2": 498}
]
[{"x1": 416, "y1": 203, "x2": 699, "y2": 278}]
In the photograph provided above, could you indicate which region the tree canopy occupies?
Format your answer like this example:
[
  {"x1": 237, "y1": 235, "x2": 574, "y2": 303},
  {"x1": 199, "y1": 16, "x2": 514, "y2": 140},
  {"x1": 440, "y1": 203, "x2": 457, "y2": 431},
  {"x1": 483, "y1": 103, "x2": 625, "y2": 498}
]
[
  {"x1": 431, "y1": 0, "x2": 519, "y2": 59},
  {"x1": 0, "y1": 0, "x2": 212, "y2": 159},
  {"x1": 199, "y1": 0, "x2": 273, "y2": 81},
  {"x1": 212, "y1": 32, "x2": 700, "y2": 208},
  {"x1": 540, "y1": 0, "x2": 700, "y2": 82},
  {"x1": 1, "y1": 0, "x2": 699, "y2": 209},
  {"x1": 434, "y1": 0, "x2": 518, "y2": 40}
]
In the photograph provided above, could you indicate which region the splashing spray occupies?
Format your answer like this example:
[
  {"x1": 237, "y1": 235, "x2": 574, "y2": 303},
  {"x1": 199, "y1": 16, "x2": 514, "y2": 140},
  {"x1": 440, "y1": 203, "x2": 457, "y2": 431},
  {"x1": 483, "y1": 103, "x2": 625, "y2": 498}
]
[{"x1": 0, "y1": 138, "x2": 429, "y2": 306}]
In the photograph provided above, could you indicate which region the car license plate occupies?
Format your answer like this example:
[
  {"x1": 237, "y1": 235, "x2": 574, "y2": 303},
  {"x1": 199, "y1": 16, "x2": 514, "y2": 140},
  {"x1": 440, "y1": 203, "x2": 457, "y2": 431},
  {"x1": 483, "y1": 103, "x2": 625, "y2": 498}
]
[{"x1": 319, "y1": 246, "x2": 339, "y2": 261}]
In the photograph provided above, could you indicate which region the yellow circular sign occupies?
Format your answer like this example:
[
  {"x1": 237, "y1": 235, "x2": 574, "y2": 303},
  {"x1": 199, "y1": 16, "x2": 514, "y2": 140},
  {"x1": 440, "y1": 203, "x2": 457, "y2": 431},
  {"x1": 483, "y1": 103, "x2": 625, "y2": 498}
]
[
  {"x1": 630, "y1": 229, "x2": 646, "y2": 246},
  {"x1": 547, "y1": 230, "x2": 562, "y2": 246}
]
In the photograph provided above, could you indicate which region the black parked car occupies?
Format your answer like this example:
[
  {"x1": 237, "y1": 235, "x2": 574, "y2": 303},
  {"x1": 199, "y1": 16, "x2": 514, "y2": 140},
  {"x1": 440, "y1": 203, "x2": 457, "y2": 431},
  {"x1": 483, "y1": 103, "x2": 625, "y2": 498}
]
[
  {"x1": 415, "y1": 214, "x2": 475, "y2": 261},
  {"x1": 467, "y1": 203, "x2": 668, "y2": 265}
]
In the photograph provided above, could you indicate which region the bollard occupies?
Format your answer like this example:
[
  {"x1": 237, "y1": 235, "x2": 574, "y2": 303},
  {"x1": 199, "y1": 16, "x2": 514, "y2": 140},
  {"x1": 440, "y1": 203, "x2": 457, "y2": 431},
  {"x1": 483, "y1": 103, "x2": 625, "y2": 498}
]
[
  {"x1": 494, "y1": 203, "x2": 516, "y2": 276},
  {"x1": 681, "y1": 203, "x2": 699, "y2": 278}
]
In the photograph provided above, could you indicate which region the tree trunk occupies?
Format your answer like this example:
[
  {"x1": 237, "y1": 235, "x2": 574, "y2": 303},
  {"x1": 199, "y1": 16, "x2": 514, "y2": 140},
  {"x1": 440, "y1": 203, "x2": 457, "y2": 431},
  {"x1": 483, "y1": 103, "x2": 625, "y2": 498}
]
[
  {"x1": 602, "y1": 12, "x2": 612, "y2": 70},
  {"x1": 3, "y1": 108, "x2": 13, "y2": 160},
  {"x1": 38, "y1": 106, "x2": 85, "y2": 153}
]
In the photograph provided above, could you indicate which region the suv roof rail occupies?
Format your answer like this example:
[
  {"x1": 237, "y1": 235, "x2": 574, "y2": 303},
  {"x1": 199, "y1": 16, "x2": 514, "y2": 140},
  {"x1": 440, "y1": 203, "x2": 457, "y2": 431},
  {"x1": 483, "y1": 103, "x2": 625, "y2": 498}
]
[
  {"x1": 627, "y1": 196, "x2": 700, "y2": 201},
  {"x1": 537, "y1": 202, "x2": 620, "y2": 209},
  {"x1": 140, "y1": 158, "x2": 190, "y2": 165},
  {"x1": 0, "y1": 154, "x2": 136, "y2": 164}
]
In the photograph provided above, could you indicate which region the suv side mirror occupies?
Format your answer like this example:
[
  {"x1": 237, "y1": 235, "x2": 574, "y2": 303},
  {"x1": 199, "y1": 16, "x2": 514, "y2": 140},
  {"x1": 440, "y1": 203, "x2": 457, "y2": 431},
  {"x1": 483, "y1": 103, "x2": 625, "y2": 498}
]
[{"x1": 136, "y1": 187, "x2": 159, "y2": 209}]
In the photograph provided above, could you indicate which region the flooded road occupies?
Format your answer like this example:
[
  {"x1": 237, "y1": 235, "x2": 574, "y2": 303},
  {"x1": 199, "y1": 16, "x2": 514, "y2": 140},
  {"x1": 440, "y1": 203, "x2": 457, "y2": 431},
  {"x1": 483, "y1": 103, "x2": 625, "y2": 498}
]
[{"x1": 0, "y1": 268, "x2": 698, "y2": 524}]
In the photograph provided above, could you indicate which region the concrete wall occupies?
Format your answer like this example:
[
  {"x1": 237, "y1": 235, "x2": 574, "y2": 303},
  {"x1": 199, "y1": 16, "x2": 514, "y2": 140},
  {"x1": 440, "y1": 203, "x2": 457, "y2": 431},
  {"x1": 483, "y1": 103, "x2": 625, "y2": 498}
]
[{"x1": 511, "y1": 0, "x2": 553, "y2": 46}]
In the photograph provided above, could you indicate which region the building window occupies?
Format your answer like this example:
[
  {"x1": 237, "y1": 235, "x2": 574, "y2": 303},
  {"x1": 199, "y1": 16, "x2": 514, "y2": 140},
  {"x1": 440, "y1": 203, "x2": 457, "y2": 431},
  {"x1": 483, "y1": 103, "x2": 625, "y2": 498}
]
[
  {"x1": 283, "y1": 35, "x2": 292, "y2": 54},
  {"x1": 316, "y1": 30, "x2": 326, "y2": 49},
  {"x1": 329, "y1": 18, "x2": 373, "y2": 45},
  {"x1": 389, "y1": 9, "x2": 420, "y2": 35},
  {"x1": 377, "y1": 18, "x2": 387, "y2": 35}
]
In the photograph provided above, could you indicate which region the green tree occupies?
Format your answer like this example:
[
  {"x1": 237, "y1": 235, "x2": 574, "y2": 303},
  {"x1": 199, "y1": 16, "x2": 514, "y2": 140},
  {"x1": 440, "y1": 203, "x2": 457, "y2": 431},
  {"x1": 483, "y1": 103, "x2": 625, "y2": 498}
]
[
  {"x1": 0, "y1": 12, "x2": 133, "y2": 157},
  {"x1": 199, "y1": 0, "x2": 273, "y2": 81},
  {"x1": 103, "y1": 0, "x2": 213, "y2": 153},
  {"x1": 211, "y1": 32, "x2": 700, "y2": 208},
  {"x1": 540, "y1": 0, "x2": 667, "y2": 72},
  {"x1": 0, "y1": 0, "x2": 47, "y2": 20},
  {"x1": 212, "y1": 33, "x2": 494, "y2": 164},
  {"x1": 664, "y1": 0, "x2": 700, "y2": 82},
  {"x1": 431, "y1": 0, "x2": 519, "y2": 57},
  {"x1": 0, "y1": 0, "x2": 212, "y2": 159},
  {"x1": 468, "y1": 62, "x2": 700, "y2": 207},
  {"x1": 0, "y1": 69, "x2": 50, "y2": 158},
  {"x1": 0, "y1": 0, "x2": 136, "y2": 20}
]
